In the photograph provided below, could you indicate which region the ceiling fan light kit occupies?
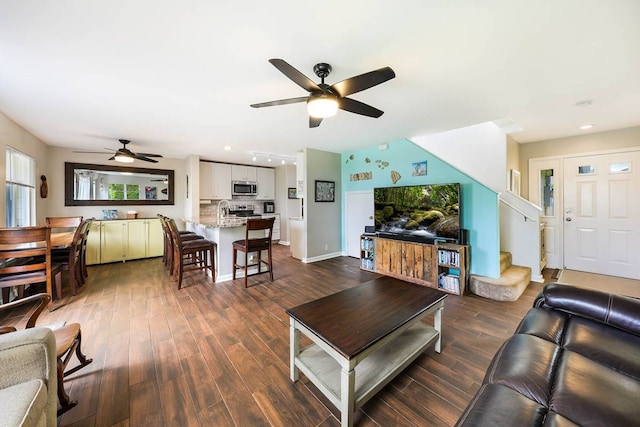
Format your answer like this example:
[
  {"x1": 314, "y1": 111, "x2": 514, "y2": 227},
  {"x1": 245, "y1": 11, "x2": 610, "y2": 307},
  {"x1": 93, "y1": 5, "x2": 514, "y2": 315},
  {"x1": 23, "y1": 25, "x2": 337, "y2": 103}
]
[
  {"x1": 307, "y1": 94, "x2": 339, "y2": 118},
  {"x1": 114, "y1": 152, "x2": 134, "y2": 163},
  {"x1": 251, "y1": 58, "x2": 395, "y2": 127}
]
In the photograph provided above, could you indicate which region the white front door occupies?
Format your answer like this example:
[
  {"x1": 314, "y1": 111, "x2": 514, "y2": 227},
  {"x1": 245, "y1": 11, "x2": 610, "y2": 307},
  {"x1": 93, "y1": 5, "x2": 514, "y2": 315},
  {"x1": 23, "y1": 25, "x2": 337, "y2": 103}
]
[
  {"x1": 345, "y1": 191, "x2": 374, "y2": 258},
  {"x1": 563, "y1": 151, "x2": 640, "y2": 279},
  {"x1": 528, "y1": 158, "x2": 563, "y2": 269}
]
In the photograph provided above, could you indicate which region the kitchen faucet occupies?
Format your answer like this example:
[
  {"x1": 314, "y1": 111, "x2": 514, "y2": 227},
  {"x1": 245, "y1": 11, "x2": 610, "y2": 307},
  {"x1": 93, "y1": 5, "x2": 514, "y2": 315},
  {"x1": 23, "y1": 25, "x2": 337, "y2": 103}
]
[{"x1": 217, "y1": 199, "x2": 230, "y2": 219}]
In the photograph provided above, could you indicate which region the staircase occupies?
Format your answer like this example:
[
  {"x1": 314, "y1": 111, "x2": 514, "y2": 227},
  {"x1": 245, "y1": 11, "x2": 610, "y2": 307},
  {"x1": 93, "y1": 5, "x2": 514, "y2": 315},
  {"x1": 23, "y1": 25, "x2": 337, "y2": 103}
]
[{"x1": 469, "y1": 252, "x2": 531, "y2": 301}]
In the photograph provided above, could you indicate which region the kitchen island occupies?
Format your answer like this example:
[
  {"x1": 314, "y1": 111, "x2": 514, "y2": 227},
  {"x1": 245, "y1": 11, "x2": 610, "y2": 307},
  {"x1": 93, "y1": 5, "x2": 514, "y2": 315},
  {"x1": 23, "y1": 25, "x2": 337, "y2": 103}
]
[{"x1": 183, "y1": 216, "x2": 266, "y2": 282}]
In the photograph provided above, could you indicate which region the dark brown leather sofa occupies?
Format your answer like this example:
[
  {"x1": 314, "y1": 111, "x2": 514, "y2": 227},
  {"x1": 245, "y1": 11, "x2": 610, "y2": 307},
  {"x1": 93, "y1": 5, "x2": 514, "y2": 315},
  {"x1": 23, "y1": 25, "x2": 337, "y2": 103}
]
[{"x1": 456, "y1": 283, "x2": 640, "y2": 426}]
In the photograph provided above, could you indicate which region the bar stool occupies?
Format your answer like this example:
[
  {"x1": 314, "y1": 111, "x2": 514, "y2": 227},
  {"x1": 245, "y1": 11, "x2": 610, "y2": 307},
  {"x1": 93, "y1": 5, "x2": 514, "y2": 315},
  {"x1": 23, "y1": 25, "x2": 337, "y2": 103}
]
[
  {"x1": 232, "y1": 217, "x2": 275, "y2": 288},
  {"x1": 166, "y1": 218, "x2": 215, "y2": 289}
]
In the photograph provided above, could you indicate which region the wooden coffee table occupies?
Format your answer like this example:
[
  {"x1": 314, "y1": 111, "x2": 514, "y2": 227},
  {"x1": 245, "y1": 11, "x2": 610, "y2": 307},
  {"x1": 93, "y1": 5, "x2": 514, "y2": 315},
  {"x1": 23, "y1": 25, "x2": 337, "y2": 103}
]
[{"x1": 287, "y1": 276, "x2": 446, "y2": 427}]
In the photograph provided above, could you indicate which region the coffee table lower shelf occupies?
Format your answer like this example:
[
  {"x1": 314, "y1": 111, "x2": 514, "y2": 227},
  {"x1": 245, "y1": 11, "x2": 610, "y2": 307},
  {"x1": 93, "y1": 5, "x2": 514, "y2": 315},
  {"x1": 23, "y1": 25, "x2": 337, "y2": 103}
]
[{"x1": 294, "y1": 322, "x2": 439, "y2": 413}]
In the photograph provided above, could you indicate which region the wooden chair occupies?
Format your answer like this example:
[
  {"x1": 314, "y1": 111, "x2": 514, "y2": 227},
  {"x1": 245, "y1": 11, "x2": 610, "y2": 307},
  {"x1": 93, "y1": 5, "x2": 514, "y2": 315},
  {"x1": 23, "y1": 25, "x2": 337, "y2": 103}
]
[
  {"x1": 232, "y1": 217, "x2": 275, "y2": 288},
  {"x1": 158, "y1": 215, "x2": 203, "y2": 275},
  {"x1": 45, "y1": 216, "x2": 83, "y2": 229},
  {"x1": 51, "y1": 218, "x2": 93, "y2": 295},
  {"x1": 79, "y1": 218, "x2": 95, "y2": 282},
  {"x1": 0, "y1": 293, "x2": 92, "y2": 416},
  {"x1": 0, "y1": 226, "x2": 62, "y2": 307},
  {"x1": 166, "y1": 218, "x2": 215, "y2": 289}
]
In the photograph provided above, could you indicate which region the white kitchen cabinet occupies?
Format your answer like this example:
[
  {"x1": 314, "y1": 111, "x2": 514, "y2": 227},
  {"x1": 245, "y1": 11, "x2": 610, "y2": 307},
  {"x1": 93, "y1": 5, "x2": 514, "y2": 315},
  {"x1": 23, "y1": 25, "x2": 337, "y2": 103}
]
[
  {"x1": 231, "y1": 165, "x2": 257, "y2": 182},
  {"x1": 256, "y1": 168, "x2": 275, "y2": 200},
  {"x1": 200, "y1": 162, "x2": 232, "y2": 200},
  {"x1": 199, "y1": 162, "x2": 213, "y2": 199},
  {"x1": 88, "y1": 218, "x2": 164, "y2": 264},
  {"x1": 263, "y1": 214, "x2": 280, "y2": 241},
  {"x1": 212, "y1": 163, "x2": 232, "y2": 199}
]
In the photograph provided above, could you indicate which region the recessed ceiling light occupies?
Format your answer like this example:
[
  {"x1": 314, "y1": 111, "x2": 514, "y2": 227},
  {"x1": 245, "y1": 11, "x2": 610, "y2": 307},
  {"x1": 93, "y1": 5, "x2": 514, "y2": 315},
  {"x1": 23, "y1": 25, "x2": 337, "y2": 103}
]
[
  {"x1": 224, "y1": 145, "x2": 231, "y2": 151},
  {"x1": 579, "y1": 124, "x2": 595, "y2": 130}
]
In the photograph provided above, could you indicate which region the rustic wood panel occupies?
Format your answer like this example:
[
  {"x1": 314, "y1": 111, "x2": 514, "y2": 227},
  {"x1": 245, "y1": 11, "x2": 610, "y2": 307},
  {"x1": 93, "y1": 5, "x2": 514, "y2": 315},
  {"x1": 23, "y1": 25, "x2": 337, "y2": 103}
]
[{"x1": 0, "y1": 244, "x2": 548, "y2": 426}]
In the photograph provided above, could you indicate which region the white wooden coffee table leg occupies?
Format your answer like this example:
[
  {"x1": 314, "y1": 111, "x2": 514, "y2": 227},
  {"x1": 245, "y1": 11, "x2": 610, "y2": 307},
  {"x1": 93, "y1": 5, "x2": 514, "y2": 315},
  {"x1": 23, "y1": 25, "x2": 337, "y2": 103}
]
[
  {"x1": 340, "y1": 363, "x2": 356, "y2": 427},
  {"x1": 434, "y1": 305, "x2": 443, "y2": 353},
  {"x1": 289, "y1": 318, "x2": 300, "y2": 381}
]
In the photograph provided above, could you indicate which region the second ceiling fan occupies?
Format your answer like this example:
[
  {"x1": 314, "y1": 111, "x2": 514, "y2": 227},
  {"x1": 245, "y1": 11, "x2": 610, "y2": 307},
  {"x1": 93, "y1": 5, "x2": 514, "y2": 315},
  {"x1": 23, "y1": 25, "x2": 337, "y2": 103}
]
[{"x1": 250, "y1": 59, "x2": 396, "y2": 128}]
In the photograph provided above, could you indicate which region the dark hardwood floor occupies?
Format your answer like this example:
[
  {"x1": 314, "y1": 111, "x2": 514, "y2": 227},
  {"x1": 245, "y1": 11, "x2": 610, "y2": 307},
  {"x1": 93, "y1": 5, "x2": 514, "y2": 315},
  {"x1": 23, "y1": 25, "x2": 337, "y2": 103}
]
[{"x1": 0, "y1": 245, "x2": 548, "y2": 427}]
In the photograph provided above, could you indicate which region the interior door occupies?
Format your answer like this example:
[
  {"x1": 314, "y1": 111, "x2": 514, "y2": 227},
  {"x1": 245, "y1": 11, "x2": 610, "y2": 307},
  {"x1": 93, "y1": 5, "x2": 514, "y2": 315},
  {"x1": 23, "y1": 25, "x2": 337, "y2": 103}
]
[
  {"x1": 528, "y1": 158, "x2": 562, "y2": 269},
  {"x1": 345, "y1": 191, "x2": 374, "y2": 258},
  {"x1": 563, "y1": 151, "x2": 640, "y2": 279}
]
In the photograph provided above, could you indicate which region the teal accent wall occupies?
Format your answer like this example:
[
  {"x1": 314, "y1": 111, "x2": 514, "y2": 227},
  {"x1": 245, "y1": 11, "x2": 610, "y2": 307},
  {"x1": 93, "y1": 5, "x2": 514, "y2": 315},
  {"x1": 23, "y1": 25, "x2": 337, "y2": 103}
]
[{"x1": 341, "y1": 139, "x2": 500, "y2": 278}]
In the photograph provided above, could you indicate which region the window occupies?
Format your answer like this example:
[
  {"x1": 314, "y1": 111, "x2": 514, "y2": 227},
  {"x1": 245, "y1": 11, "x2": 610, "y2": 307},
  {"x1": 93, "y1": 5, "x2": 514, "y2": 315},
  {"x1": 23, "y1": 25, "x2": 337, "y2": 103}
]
[
  {"x1": 108, "y1": 183, "x2": 140, "y2": 200},
  {"x1": 5, "y1": 148, "x2": 36, "y2": 227}
]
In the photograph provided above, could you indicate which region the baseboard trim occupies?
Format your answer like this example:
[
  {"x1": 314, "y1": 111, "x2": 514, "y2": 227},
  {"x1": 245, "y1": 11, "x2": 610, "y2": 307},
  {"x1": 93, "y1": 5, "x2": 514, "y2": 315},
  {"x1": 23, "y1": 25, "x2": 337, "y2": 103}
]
[{"x1": 302, "y1": 251, "x2": 343, "y2": 263}]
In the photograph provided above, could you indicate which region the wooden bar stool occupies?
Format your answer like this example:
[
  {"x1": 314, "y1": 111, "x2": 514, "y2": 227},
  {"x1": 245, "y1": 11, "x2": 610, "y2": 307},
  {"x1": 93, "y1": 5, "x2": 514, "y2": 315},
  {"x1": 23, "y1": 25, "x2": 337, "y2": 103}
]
[
  {"x1": 167, "y1": 218, "x2": 215, "y2": 289},
  {"x1": 232, "y1": 217, "x2": 275, "y2": 288}
]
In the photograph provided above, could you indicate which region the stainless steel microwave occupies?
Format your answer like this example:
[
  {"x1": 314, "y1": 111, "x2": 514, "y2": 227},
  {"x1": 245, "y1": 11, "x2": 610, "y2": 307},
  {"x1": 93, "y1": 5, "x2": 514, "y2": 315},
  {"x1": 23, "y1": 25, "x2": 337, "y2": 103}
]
[{"x1": 232, "y1": 181, "x2": 257, "y2": 196}]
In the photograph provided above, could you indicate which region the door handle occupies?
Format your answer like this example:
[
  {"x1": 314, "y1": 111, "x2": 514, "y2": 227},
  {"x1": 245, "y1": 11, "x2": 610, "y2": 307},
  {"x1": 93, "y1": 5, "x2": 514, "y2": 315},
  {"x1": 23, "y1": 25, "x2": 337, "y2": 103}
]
[{"x1": 565, "y1": 217, "x2": 572, "y2": 222}]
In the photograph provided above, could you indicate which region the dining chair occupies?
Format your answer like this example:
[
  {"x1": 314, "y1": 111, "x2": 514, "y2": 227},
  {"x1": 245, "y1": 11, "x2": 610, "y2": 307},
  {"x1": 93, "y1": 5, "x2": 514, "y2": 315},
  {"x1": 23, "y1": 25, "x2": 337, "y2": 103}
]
[
  {"x1": 51, "y1": 218, "x2": 93, "y2": 295},
  {"x1": 45, "y1": 216, "x2": 83, "y2": 229},
  {"x1": 232, "y1": 217, "x2": 275, "y2": 287},
  {"x1": 0, "y1": 293, "x2": 93, "y2": 416},
  {"x1": 166, "y1": 218, "x2": 215, "y2": 289},
  {"x1": 0, "y1": 226, "x2": 62, "y2": 308}
]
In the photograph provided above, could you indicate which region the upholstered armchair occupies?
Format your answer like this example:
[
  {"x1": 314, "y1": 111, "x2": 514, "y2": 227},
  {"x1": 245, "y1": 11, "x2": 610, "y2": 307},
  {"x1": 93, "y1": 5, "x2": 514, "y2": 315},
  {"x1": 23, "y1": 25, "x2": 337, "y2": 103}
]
[{"x1": 0, "y1": 327, "x2": 57, "y2": 427}]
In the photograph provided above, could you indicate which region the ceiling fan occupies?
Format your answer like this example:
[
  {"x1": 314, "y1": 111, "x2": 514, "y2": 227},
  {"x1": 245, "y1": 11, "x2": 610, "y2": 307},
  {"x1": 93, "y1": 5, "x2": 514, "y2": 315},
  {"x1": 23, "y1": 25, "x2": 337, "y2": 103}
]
[
  {"x1": 73, "y1": 139, "x2": 163, "y2": 163},
  {"x1": 250, "y1": 59, "x2": 396, "y2": 128}
]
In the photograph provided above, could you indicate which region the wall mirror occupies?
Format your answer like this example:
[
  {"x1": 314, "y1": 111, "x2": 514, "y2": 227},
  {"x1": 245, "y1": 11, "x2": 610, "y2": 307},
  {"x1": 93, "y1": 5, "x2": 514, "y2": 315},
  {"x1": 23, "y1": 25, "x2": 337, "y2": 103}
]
[{"x1": 65, "y1": 162, "x2": 175, "y2": 206}]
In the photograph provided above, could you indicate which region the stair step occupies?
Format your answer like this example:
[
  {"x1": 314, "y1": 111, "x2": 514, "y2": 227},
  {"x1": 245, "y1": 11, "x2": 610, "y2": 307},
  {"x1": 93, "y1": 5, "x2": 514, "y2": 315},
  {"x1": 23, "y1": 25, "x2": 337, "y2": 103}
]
[
  {"x1": 469, "y1": 265, "x2": 531, "y2": 301},
  {"x1": 500, "y1": 251, "x2": 512, "y2": 274}
]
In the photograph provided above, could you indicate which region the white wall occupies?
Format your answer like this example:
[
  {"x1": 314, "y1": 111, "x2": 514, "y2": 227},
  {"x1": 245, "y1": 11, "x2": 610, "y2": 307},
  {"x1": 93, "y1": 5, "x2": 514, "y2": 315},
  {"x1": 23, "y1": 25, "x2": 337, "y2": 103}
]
[
  {"x1": 411, "y1": 121, "x2": 508, "y2": 191},
  {"x1": 0, "y1": 111, "x2": 49, "y2": 226},
  {"x1": 46, "y1": 146, "x2": 187, "y2": 220},
  {"x1": 274, "y1": 164, "x2": 300, "y2": 244},
  {"x1": 519, "y1": 126, "x2": 640, "y2": 198},
  {"x1": 304, "y1": 148, "x2": 342, "y2": 261}
]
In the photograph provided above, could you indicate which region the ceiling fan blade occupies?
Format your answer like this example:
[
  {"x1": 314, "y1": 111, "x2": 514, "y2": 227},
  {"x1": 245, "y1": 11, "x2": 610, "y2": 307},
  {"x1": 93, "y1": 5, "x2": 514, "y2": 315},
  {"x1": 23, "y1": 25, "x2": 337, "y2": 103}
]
[
  {"x1": 134, "y1": 154, "x2": 159, "y2": 163},
  {"x1": 251, "y1": 97, "x2": 309, "y2": 108},
  {"x1": 330, "y1": 67, "x2": 396, "y2": 97},
  {"x1": 136, "y1": 153, "x2": 163, "y2": 158},
  {"x1": 73, "y1": 150, "x2": 110, "y2": 154},
  {"x1": 338, "y1": 97, "x2": 384, "y2": 118},
  {"x1": 309, "y1": 116, "x2": 323, "y2": 128},
  {"x1": 269, "y1": 59, "x2": 321, "y2": 93}
]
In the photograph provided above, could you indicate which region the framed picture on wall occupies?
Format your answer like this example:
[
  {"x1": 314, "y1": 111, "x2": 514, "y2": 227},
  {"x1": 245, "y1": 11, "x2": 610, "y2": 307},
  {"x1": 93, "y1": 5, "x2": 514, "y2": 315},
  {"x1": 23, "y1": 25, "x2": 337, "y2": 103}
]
[
  {"x1": 510, "y1": 169, "x2": 521, "y2": 196},
  {"x1": 314, "y1": 180, "x2": 335, "y2": 202},
  {"x1": 288, "y1": 187, "x2": 297, "y2": 199}
]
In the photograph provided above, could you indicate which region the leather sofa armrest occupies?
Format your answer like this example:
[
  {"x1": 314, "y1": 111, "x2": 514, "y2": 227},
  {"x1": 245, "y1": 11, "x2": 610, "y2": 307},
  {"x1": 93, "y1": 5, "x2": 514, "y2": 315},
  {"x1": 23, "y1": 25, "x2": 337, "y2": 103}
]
[
  {"x1": 541, "y1": 283, "x2": 640, "y2": 336},
  {"x1": 0, "y1": 328, "x2": 58, "y2": 427}
]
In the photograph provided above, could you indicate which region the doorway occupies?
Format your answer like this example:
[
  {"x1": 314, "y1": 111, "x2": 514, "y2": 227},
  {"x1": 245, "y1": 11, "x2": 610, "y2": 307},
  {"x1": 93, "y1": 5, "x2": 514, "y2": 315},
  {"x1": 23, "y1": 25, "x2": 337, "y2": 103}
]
[
  {"x1": 563, "y1": 151, "x2": 640, "y2": 279},
  {"x1": 345, "y1": 191, "x2": 374, "y2": 258},
  {"x1": 530, "y1": 149, "x2": 640, "y2": 280}
]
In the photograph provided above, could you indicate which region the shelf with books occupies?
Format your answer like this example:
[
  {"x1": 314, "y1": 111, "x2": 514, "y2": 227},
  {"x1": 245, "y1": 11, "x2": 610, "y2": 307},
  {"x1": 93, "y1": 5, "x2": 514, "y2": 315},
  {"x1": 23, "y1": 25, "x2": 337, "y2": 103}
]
[
  {"x1": 360, "y1": 235, "x2": 376, "y2": 272},
  {"x1": 436, "y1": 243, "x2": 469, "y2": 295}
]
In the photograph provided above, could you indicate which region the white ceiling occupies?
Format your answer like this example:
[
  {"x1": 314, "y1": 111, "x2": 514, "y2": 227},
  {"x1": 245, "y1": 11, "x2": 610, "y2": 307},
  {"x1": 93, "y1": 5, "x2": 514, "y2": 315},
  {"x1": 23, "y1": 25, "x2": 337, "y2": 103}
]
[{"x1": 1, "y1": 1, "x2": 639, "y2": 167}]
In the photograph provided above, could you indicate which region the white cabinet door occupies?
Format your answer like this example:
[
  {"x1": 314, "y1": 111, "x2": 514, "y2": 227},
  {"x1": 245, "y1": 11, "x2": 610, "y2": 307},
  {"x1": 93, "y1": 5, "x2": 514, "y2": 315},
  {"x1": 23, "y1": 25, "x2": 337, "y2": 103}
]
[
  {"x1": 199, "y1": 162, "x2": 213, "y2": 199},
  {"x1": 256, "y1": 168, "x2": 275, "y2": 199},
  {"x1": 212, "y1": 163, "x2": 232, "y2": 199},
  {"x1": 145, "y1": 219, "x2": 164, "y2": 258},
  {"x1": 86, "y1": 221, "x2": 102, "y2": 265},
  {"x1": 231, "y1": 165, "x2": 257, "y2": 182},
  {"x1": 101, "y1": 221, "x2": 127, "y2": 263},
  {"x1": 127, "y1": 220, "x2": 147, "y2": 260}
]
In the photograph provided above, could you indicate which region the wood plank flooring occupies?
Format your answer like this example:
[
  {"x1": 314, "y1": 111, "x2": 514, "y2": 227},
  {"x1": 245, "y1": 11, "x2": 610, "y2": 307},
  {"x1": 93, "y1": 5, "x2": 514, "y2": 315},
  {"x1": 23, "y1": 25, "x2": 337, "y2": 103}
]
[{"x1": 0, "y1": 245, "x2": 548, "y2": 426}]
